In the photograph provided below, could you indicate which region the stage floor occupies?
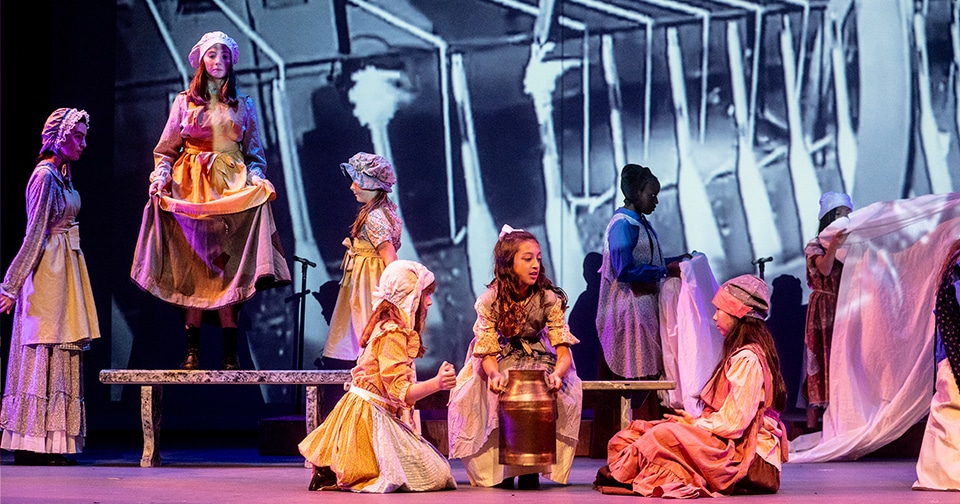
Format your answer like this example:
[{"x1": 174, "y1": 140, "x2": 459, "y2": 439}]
[{"x1": 0, "y1": 433, "x2": 949, "y2": 503}]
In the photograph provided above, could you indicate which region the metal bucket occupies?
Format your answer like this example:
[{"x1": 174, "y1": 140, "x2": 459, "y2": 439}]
[{"x1": 497, "y1": 369, "x2": 557, "y2": 465}]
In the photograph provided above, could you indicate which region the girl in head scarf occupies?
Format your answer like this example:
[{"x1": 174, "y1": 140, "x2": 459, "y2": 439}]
[
  {"x1": 596, "y1": 274, "x2": 788, "y2": 498},
  {"x1": 130, "y1": 31, "x2": 290, "y2": 370},
  {"x1": 298, "y1": 260, "x2": 456, "y2": 493},
  {"x1": 801, "y1": 191, "x2": 853, "y2": 429},
  {"x1": 0, "y1": 108, "x2": 100, "y2": 465}
]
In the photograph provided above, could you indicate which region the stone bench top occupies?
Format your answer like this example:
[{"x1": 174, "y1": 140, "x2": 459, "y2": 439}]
[
  {"x1": 99, "y1": 370, "x2": 673, "y2": 390},
  {"x1": 99, "y1": 369, "x2": 352, "y2": 385},
  {"x1": 581, "y1": 380, "x2": 674, "y2": 391}
]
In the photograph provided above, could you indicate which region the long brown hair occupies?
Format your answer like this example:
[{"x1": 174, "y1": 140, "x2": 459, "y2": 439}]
[
  {"x1": 351, "y1": 190, "x2": 397, "y2": 238},
  {"x1": 702, "y1": 317, "x2": 787, "y2": 413},
  {"x1": 490, "y1": 230, "x2": 567, "y2": 337},
  {"x1": 186, "y1": 53, "x2": 239, "y2": 108}
]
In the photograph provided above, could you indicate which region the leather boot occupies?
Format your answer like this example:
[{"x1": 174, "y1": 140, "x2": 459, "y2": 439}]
[
  {"x1": 180, "y1": 327, "x2": 201, "y2": 370},
  {"x1": 222, "y1": 327, "x2": 241, "y2": 370}
]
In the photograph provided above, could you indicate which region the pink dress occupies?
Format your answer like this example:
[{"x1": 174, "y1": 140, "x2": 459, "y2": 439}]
[{"x1": 603, "y1": 344, "x2": 787, "y2": 497}]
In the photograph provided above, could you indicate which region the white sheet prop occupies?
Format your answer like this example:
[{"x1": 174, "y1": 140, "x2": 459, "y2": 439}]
[
  {"x1": 790, "y1": 192, "x2": 960, "y2": 462},
  {"x1": 659, "y1": 253, "x2": 723, "y2": 416}
]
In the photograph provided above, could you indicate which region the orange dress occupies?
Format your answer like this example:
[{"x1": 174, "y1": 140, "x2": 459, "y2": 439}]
[{"x1": 299, "y1": 321, "x2": 455, "y2": 492}]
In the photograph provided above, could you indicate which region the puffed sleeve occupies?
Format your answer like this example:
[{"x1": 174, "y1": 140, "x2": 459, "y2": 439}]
[
  {"x1": 803, "y1": 237, "x2": 825, "y2": 277},
  {"x1": 542, "y1": 289, "x2": 578, "y2": 347},
  {"x1": 1, "y1": 167, "x2": 57, "y2": 299},
  {"x1": 151, "y1": 93, "x2": 187, "y2": 183},
  {"x1": 693, "y1": 349, "x2": 764, "y2": 439},
  {"x1": 472, "y1": 288, "x2": 503, "y2": 356},
  {"x1": 240, "y1": 95, "x2": 267, "y2": 181},
  {"x1": 371, "y1": 326, "x2": 417, "y2": 408},
  {"x1": 362, "y1": 208, "x2": 397, "y2": 249}
]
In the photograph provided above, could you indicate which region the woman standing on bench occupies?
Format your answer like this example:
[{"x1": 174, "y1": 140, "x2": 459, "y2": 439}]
[
  {"x1": 0, "y1": 108, "x2": 100, "y2": 465},
  {"x1": 299, "y1": 260, "x2": 457, "y2": 492},
  {"x1": 595, "y1": 274, "x2": 787, "y2": 497},
  {"x1": 447, "y1": 225, "x2": 582, "y2": 489},
  {"x1": 131, "y1": 31, "x2": 290, "y2": 370}
]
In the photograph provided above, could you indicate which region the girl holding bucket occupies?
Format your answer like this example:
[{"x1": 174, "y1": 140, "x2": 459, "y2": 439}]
[{"x1": 447, "y1": 225, "x2": 582, "y2": 489}]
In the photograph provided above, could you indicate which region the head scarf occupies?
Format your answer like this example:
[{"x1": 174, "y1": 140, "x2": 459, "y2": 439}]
[
  {"x1": 373, "y1": 260, "x2": 435, "y2": 329},
  {"x1": 712, "y1": 274, "x2": 770, "y2": 320},
  {"x1": 818, "y1": 191, "x2": 853, "y2": 220},
  {"x1": 340, "y1": 152, "x2": 396, "y2": 193},
  {"x1": 188, "y1": 31, "x2": 240, "y2": 69},
  {"x1": 39, "y1": 108, "x2": 89, "y2": 157}
]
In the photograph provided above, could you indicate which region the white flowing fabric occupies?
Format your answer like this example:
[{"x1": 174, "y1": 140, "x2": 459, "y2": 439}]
[
  {"x1": 659, "y1": 253, "x2": 723, "y2": 416},
  {"x1": 790, "y1": 192, "x2": 960, "y2": 462}
]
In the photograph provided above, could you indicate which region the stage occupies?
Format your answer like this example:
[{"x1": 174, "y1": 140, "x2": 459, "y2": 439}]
[{"x1": 0, "y1": 432, "x2": 945, "y2": 503}]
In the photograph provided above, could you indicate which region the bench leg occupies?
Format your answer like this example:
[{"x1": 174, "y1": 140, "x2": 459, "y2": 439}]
[
  {"x1": 140, "y1": 384, "x2": 162, "y2": 468},
  {"x1": 303, "y1": 385, "x2": 320, "y2": 468}
]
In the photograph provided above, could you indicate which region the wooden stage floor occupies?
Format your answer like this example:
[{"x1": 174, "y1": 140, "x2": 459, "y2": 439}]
[{"x1": 0, "y1": 431, "x2": 950, "y2": 504}]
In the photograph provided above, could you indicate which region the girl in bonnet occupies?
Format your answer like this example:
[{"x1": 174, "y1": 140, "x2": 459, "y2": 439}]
[
  {"x1": 320, "y1": 152, "x2": 402, "y2": 368},
  {"x1": 298, "y1": 260, "x2": 457, "y2": 492},
  {"x1": 801, "y1": 191, "x2": 853, "y2": 430},
  {"x1": 131, "y1": 31, "x2": 290, "y2": 370},
  {"x1": 596, "y1": 274, "x2": 788, "y2": 497},
  {"x1": 0, "y1": 108, "x2": 100, "y2": 465}
]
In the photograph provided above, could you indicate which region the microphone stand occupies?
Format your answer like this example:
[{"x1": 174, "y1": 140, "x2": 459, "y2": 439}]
[
  {"x1": 286, "y1": 255, "x2": 316, "y2": 413},
  {"x1": 752, "y1": 256, "x2": 773, "y2": 280}
]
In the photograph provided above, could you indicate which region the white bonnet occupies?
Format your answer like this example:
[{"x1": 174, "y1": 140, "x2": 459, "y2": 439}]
[
  {"x1": 188, "y1": 31, "x2": 240, "y2": 69},
  {"x1": 373, "y1": 260, "x2": 435, "y2": 328},
  {"x1": 818, "y1": 192, "x2": 853, "y2": 220}
]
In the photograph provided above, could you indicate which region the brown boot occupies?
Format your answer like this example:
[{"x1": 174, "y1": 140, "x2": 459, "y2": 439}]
[
  {"x1": 221, "y1": 327, "x2": 240, "y2": 370},
  {"x1": 180, "y1": 327, "x2": 200, "y2": 370}
]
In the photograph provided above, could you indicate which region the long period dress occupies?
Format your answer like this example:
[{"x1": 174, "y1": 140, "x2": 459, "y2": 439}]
[
  {"x1": 601, "y1": 344, "x2": 787, "y2": 498},
  {"x1": 298, "y1": 320, "x2": 456, "y2": 492},
  {"x1": 802, "y1": 236, "x2": 842, "y2": 408},
  {"x1": 131, "y1": 92, "x2": 289, "y2": 309},
  {"x1": 0, "y1": 162, "x2": 100, "y2": 454},
  {"x1": 447, "y1": 287, "x2": 582, "y2": 486},
  {"x1": 913, "y1": 253, "x2": 960, "y2": 490},
  {"x1": 323, "y1": 207, "x2": 401, "y2": 361},
  {"x1": 597, "y1": 208, "x2": 667, "y2": 378}
]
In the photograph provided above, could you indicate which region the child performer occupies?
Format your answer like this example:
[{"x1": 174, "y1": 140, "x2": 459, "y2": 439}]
[
  {"x1": 321, "y1": 152, "x2": 401, "y2": 368},
  {"x1": 131, "y1": 31, "x2": 290, "y2": 370},
  {"x1": 596, "y1": 274, "x2": 788, "y2": 497},
  {"x1": 802, "y1": 191, "x2": 852, "y2": 429},
  {"x1": 448, "y1": 225, "x2": 582, "y2": 490},
  {"x1": 298, "y1": 260, "x2": 456, "y2": 493}
]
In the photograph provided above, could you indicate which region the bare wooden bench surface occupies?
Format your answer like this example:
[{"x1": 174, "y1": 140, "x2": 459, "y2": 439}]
[
  {"x1": 99, "y1": 369, "x2": 352, "y2": 467},
  {"x1": 577, "y1": 380, "x2": 674, "y2": 458}
]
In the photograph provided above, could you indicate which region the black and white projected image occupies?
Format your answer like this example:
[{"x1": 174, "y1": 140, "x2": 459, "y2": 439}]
[{"x1": 112, "y1": 0, "x2": 960, "y2": 404}]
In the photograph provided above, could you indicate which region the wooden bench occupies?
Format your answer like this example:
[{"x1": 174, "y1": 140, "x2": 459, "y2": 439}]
[
  {"x1": 581, "y1": 380, "x2": 675, "y2": 458},
  {"x1": 100, "y1": 370, "x2": 673, "y2": 466},
  {"x1": 99, "y1": 369, "x2": 352, "y2": 467}
]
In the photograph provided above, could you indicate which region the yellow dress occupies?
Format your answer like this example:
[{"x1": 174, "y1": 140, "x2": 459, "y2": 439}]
[{"x1": 299, "y1": 321, "x2": 454, "y2": 492}]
